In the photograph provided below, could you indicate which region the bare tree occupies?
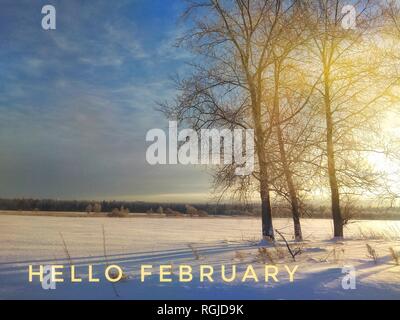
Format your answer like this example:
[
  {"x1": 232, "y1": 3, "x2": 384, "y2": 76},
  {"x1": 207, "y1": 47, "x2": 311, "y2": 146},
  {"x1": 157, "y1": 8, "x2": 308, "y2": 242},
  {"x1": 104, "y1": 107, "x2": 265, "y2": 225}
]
[
  {"x1": 93, "y1": 203, "x2": 102, "y2": 213},
  {"x1": 262, "y1": 2, "x2": 321, "y2": 241},
  {"x1": 85, "y1": 204, "x2": 93, "y2": 214},
  {"x1": 303, "y1": 0, "x2": 395, "y2": 237},
  {"x1": 162, "y1": 0, "x2": 301, "y2": 240},
  {"x1": 383, "y1": 1, "x2": 400, "y2": 99}
]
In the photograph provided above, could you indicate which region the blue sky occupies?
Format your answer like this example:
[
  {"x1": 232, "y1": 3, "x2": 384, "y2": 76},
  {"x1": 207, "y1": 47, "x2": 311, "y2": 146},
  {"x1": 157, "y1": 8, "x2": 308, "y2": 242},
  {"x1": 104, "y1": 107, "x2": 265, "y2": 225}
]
[{"x1": 0, "y1": 0, "x2": 211, "y2": 201}]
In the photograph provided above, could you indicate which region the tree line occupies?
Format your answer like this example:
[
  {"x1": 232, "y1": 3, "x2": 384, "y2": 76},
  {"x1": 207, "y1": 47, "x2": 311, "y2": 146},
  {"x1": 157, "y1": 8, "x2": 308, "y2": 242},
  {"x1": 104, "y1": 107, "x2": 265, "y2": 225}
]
[
  {"x1": 1, "y1": 198, "x2": 399, "y2": 220},
  {"x1": 0, "y1": 198, "x2": 251, "y2": 216}
]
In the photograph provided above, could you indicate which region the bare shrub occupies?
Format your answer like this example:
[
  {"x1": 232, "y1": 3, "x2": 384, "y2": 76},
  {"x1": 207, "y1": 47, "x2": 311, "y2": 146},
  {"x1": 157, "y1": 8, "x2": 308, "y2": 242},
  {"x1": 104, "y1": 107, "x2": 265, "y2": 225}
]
[
  {"x1": 389, "y1": 247, "x2": 399, "y2": 266},
  {"x1": 366, "y1": 244, "x2": 379, "y2": 264},
  {"x1": 320, "y1": 246, "x2": 345, "y2": 263},
  {"x1": 59, "y1": 232, "x2": 73, "y2": 266},
  {"x1": 188, "y1": 244, "x2": 200, "y2": 260},
  {"x1": 85, "y1": 204, "x2": 92, "y2": 214},
  {"x1": 107, "y1": 207, "x2": 129, "y2": 218},
  {"x1": 341, "y1": 201, "x2": 359, "y2": 226},
  {"x1": 333, "y1": 247, "x2": 345, "y2": 263},
  {"x1": 233, "y1": 251, "x2": 246, "y2": 262},
  {"x1": 275, "y1": 229, "x2": 302, "y2": 261},
  {"x1": 256, "y1": 247, "x2": 276, "y2": 265},
  {"x1": 357, "y1": 227, "x2": 386, "y2": 240},
  {"x1": 273, "y1": 245, "x2": 286, "y2": 260},
  {"x1": 357, "y1": 224, "x2": 400, "y2": 241},
  {"x1": 156, "y1": 206, "x2": 164, "y2": 214},
  {"x1": 93, "y1": 203, "x2": 102, "y2": 213},
  {"x1": 197, "y1": 210, "x2": 209, "y2": 217},
  {"x1": 121, "y1": 206, "x2": 129, "y2": 214},
  {"x1": 165, "y1": 208, "x2": 184, "y2": 217},
  {"x1": 185, "y1": 204, "x2": 198, "y2": 216}
]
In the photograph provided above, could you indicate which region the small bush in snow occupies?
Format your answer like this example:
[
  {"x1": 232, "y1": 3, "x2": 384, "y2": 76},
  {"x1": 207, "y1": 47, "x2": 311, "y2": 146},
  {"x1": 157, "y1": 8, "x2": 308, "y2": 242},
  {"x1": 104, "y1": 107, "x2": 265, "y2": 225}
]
[
  {"x1": 197, "y1": 210, "x2": 209, "y2": 217},
  {"x1": 86, "y1": 204, "x2": 93, "y2": 214},
  {"x1": 273, "y1": 245, "x2": 286, "y2": 260},
  {"x1": 156, "y1": 206, "x2": 164, "y2": 214},
  {"x1": 256, "y1": 247, "x2": 276, "y2": 265},
  {"x1": 233, "y1": 250, "x2": 246, "y2": 262},
  {"x1": 187, "y1": 244, "x2": 200, "y2": 260},
  {"x1": 185, "y1": 204, "x2": 198, "y2": 216},
  {"x1": 165, "y1": 208, "x2": 184, "y2": 217},
  {"x1": 108, "y1": 207, "x2": 129, "y2": 217},
  {"x1": 366, "y1": 244, "x2": 379, "y2": 264},
  {"x1": 341, "y1": 201, "x2": 359, "y2": 226},
  {"x1": 93, "y1": 203, "x2": 102, "y2": 213},
  {"x1": 389, "y1": 247, "x2": 399, "y2": 265}
]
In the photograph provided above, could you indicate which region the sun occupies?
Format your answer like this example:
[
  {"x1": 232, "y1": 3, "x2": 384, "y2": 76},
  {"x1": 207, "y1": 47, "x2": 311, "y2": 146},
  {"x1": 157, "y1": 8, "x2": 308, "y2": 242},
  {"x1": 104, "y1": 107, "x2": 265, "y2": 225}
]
[{"x1": 366, "y1": 111, "x2": 400, "y2": 197}]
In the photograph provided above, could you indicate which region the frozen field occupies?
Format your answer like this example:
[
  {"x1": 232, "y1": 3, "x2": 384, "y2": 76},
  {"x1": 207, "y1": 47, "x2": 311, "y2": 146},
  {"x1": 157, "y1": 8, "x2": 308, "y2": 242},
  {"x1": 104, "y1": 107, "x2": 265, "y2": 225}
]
[{"x1": 0, "y1": 214, "x2": 399, "y2": 300}]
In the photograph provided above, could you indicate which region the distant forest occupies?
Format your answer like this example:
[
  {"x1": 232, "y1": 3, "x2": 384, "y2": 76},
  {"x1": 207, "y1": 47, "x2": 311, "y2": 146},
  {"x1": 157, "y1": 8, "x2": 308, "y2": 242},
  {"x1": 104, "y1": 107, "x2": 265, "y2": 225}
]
[
  {"x1": 0, "y1": 198, "x2": 399, "y2": 220},
  {"x1": 0, "y1": 198, "x2": 248, "y2": 216}
]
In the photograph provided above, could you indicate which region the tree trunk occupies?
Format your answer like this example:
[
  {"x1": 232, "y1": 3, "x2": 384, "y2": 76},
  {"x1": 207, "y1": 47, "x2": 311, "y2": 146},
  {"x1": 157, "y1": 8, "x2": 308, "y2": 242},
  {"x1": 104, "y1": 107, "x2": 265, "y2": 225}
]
[
  {"x1": 257, "y1": 130, "x2": 274, "y2": 240},
  {"x1": 273, "y1": 61, "x2": 302, "y2": 241},
  {"x1": 260, "y1": 174, "x2": 274, "y2": 240},
  {"x1": 276, "y1": 125, "x2": 303, "y2": 241},
  {"x1": 249, "y1": 82, "x2": 275, "y2": 241},
  {"x1": 323, "y1": 69, "x2": 343, "y2": 238}
]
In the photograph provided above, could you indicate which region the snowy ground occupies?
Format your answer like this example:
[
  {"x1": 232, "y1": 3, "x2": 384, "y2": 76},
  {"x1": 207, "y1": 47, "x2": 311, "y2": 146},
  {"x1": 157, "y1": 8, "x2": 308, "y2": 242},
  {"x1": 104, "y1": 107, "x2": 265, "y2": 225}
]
[{"x1": 0, "y1": 214, "x2": 399, "y2": 300}]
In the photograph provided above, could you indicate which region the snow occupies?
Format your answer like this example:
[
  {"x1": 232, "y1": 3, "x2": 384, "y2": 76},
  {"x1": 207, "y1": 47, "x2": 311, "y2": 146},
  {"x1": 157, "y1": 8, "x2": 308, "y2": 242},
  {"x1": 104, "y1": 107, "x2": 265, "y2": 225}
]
[{"x1": 0, "y1": 214, "x2": 399, "y2": 300}]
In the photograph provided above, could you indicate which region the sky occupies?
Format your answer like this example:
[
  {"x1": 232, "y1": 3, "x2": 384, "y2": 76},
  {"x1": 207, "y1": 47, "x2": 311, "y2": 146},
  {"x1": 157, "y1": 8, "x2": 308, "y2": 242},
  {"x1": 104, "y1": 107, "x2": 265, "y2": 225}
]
[
  {"x1": 1, "y1": 1, "x2": 399, "y2": 204},
  {"x1": 0, "y1": 0, "x2": 212, "y2": 202}
]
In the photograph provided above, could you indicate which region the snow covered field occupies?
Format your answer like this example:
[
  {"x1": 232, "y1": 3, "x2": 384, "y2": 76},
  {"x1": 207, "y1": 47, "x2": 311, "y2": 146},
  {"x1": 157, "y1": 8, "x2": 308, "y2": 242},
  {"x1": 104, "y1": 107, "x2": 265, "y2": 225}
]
[{"x1": 0, "y1": 214, "x2": 399, "y2": 300}]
